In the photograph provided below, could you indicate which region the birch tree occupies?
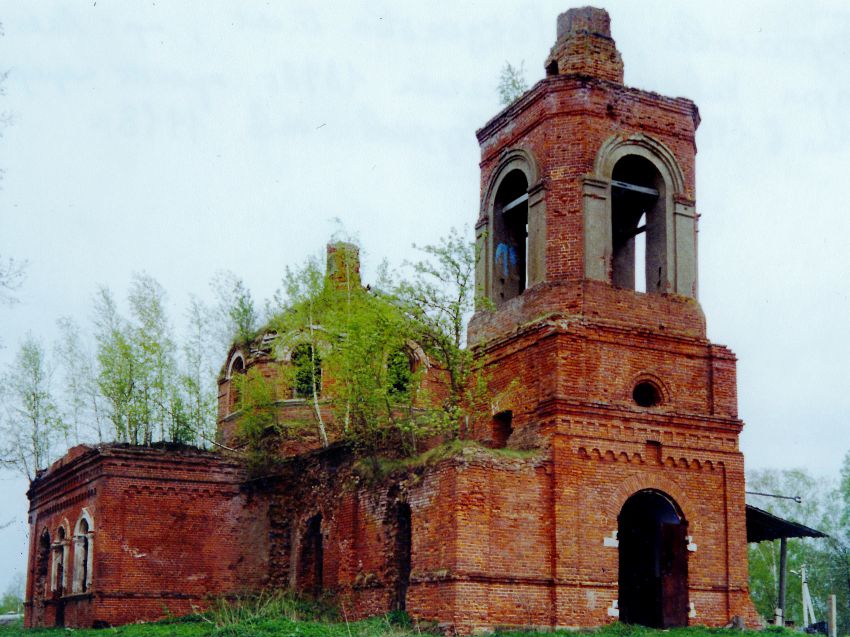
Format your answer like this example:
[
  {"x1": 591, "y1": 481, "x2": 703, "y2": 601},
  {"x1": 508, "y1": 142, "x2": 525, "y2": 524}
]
[{"x1": 0, "y1": 336, "x2": 66, "y2": 479}]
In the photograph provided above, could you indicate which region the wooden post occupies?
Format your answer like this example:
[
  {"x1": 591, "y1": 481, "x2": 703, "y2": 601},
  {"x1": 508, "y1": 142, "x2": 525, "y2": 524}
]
[
  {"x1": 828, "y1": 594, "x2": 837, "y2": 637},
  {"x1": 777, "y1": 537, "x2": 788, "y2": 626}
]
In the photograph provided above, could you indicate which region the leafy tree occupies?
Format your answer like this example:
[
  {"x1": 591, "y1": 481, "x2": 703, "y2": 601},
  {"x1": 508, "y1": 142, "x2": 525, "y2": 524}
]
[
  {"x1": 93, "y1": 276, "x2": 192, "y2": 445},
  {"x1": 127, "y1": 273, "x2": 176, "y2": 442},
  {"x1": 265, "y1": 245, "x2": 433, "y2": 457},
  {"x1": 211, "y1": 270, "x2": 259, "y2": 348},
  {"x1": 498, "y1": 61, "x2": 529, "y2": 106},
  {"x1": 0, "y1": 572, "x2": 24, "y2": 614},
  {"x1": 55, "y1": 316, "x2": 105, "y2": 443},
  {"x1": 0, "y1": 254, "x2": 26, "y2": 350},
  {"x1": 747, "y1": 468, "x2": 849, "y2": 632},
  {"x1": 270, "y1": 255, "x2": 331, "y2": 447},
  {"x1": 94, "y1": 286, "x2": 142, "y2": 444},
  {"x1": 395, "y1": 228, "x2": 485, "y2": 437},
  {"x1": 180, "y1": 296, "x2": 218, "y2": 446},
  {"x1": 0, "y1": 336, "x2": 66, "y2": 479}
]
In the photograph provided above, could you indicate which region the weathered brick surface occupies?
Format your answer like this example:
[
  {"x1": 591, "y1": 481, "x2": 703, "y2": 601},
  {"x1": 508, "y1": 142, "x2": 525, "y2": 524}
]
[{"x1": 24, "y1": 445, "x2": 266, "y2": 628}]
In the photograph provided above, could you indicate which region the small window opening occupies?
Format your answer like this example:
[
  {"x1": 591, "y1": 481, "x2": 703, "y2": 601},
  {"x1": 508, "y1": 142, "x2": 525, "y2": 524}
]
[
  {"x1": 292, "y1": 343, "x2": 322, "y2": 399},
  {"x1": 492, "y1": 410, "x2": 513, "y2": 448},
  {"x1": 633, "y1": 381, "x2": 662, "y2": 408},
  {"x1": 388, "y1": 348, "x2": 415, "y2": 397},
  {"x1": 611, "y1": 156, "x2": 664, "y2": 293},
  {"x1": 646, "y1": 440, "x2": 662, "y2": 464},
  {"x1": 393, "y1": 503, "x2": 412, "y2": 611},
  {"x1": 299, "y1": 514, "x2": 323, "y2": 597},
  {"x1": 493, "y1": 170, "x2": 529, "y2": 303}
]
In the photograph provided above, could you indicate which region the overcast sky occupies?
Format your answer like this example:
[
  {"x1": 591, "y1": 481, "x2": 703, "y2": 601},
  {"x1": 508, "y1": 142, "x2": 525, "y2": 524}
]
[{"x1": 0, "y1": 1, "x2": 848, "y2": 594}]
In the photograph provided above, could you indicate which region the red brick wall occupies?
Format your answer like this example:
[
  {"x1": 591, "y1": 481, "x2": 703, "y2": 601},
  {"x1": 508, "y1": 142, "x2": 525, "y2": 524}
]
[{"x1": 25, "y1": 445, "x2": 265, "y2": 629}]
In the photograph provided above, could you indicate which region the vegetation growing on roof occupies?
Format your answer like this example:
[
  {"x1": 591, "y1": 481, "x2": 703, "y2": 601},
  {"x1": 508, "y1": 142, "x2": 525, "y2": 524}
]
[{"x1": 232, "y1": 229, "x2": 488, "y2": 468}]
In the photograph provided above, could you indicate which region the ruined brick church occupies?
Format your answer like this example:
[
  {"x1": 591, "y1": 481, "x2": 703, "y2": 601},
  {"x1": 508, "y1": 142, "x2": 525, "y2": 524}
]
[{"x1": 24, "y1": 7, "x2": 763, "y2": 632}]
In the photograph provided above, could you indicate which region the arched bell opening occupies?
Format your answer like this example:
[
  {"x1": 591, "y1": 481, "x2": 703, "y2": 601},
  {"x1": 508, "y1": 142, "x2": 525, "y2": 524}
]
[
  {"x1": 492, "y1": 169, "x2": 529, "y2": 303},
  {"x1": 611, "y1": 155, "x2": 666, "y2": 293},
  {"x1": 618, "y1": 489, "x2": 689, "y2": 628}
]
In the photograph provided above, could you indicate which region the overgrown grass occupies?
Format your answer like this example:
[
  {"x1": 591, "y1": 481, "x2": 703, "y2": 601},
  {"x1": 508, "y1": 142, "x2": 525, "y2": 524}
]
[
  {"x1": 0, "y1": 596, "x2": 797, "y2": 637},
  {"x1": 0, "y1": 616, "x2": 795, "y2": 637},
  {"x1": 0, "y1": 593, "x2": 423, "y2": 637}
]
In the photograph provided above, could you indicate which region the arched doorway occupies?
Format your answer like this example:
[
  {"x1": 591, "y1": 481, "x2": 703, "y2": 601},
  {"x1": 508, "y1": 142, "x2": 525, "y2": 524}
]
[
  {"x1": 298, "y1": 514, "x2": 323, "y2": 597},
  {"x1": 618, "y1": 489, "x2": 688, "y2": 627},
  {"x1": 392, "y1": 502, "x2": 412, "y2": 611}
]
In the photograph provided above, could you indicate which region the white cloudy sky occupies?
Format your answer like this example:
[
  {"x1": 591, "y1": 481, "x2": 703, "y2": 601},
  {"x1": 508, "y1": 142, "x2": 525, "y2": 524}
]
[{"x1": 0, "y1": 1, "x2": 849, "y2": 593}]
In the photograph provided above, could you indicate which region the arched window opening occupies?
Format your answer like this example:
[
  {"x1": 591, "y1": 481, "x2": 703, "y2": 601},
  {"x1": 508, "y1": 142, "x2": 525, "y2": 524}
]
[
  {"x1": 611, "y1": 156, "x2": 665, "y2": 293},
  {"x1": 298, "y1": 514, "x2": 323, "y2": 597},
  {"x1": 229, "y1": 355, "x2": 245, "y2": 376},
  {"x1": 393, "y1": 503, "x2": 412, "y2": 611},
  {"x1": 73, "y1": 516, "x2": 91, "y2": 594},
  {"x1": 36, "y1": 530, "x2": 50, "y2": 600},
  {"x1": 292, "y1": 344, "x2": 322, "y2": 399},
  {"x1": 493, "y1": 169, "x2": 529, "y2": 303},
  {"x1": 618, "y1": 489, "x2": 688, "y2": 628},
  {"x1": 227, "y1": 354, "x2": 246, "y2": 412},
  {"x1": 387, "y1": 348, "x2": 415, "y2": 397}
]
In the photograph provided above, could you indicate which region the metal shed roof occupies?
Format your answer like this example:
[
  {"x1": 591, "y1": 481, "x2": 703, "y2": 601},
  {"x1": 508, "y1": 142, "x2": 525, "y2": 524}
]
[{"x1": 746, "y1": 504, "x2": 828, "y2": 543}]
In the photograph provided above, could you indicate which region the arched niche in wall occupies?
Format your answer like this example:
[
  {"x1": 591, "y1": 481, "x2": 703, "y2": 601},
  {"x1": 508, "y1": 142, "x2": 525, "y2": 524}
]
[
  {"x1": 583, "y1": 134, "x2": 696, "y2": 297},
  {"x1": 72, "y1": 509, "x2": 94, "y2": 594},
  {"x1": 478, "y1": 149, "x2": 545, "y2": 306}
]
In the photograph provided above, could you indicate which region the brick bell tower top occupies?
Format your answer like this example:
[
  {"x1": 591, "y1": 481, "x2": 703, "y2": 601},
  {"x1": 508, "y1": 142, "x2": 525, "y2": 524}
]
[
  {"x1": 471, "y1": 6, "x2": 702, "y2": 345},
  {"x1": 545, "y1": 6, "x2": 624, "y2": 82}
]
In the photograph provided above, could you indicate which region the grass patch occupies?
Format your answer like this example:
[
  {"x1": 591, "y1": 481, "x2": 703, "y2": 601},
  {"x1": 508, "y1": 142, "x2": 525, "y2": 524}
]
[
  {"x1": 0, "y1": 619, "x2": 792, "y2": 637},
  {"x1": 0, "y1": 616, "x2": 793, "y2": 637},
  {"x1": 355, "y1": 439, "x2": 542, "y2": 482}
]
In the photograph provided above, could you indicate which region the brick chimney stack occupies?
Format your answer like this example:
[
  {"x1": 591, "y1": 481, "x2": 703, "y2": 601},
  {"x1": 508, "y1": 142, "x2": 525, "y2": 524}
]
[
  {"x1": 326, "y1": 241, "x2": 361, "y2": 289},
  {"x1": 544, "y1": 6, "x2": 624, "y2": 83}
]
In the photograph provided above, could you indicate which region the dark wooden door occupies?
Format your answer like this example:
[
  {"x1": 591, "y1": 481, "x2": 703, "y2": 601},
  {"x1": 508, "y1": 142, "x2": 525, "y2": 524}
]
[{"x1": 660, "y1": 522, "x2": 689, "y2": 627}]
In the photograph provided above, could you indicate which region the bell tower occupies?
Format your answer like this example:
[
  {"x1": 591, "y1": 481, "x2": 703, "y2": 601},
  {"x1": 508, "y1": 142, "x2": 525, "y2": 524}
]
[
  {"x1": 471, "y1": 6, "x2": 701, "y2": 346},
  {"x1": 466, "y1": 7, "x2": 760, "y2": 628}
]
